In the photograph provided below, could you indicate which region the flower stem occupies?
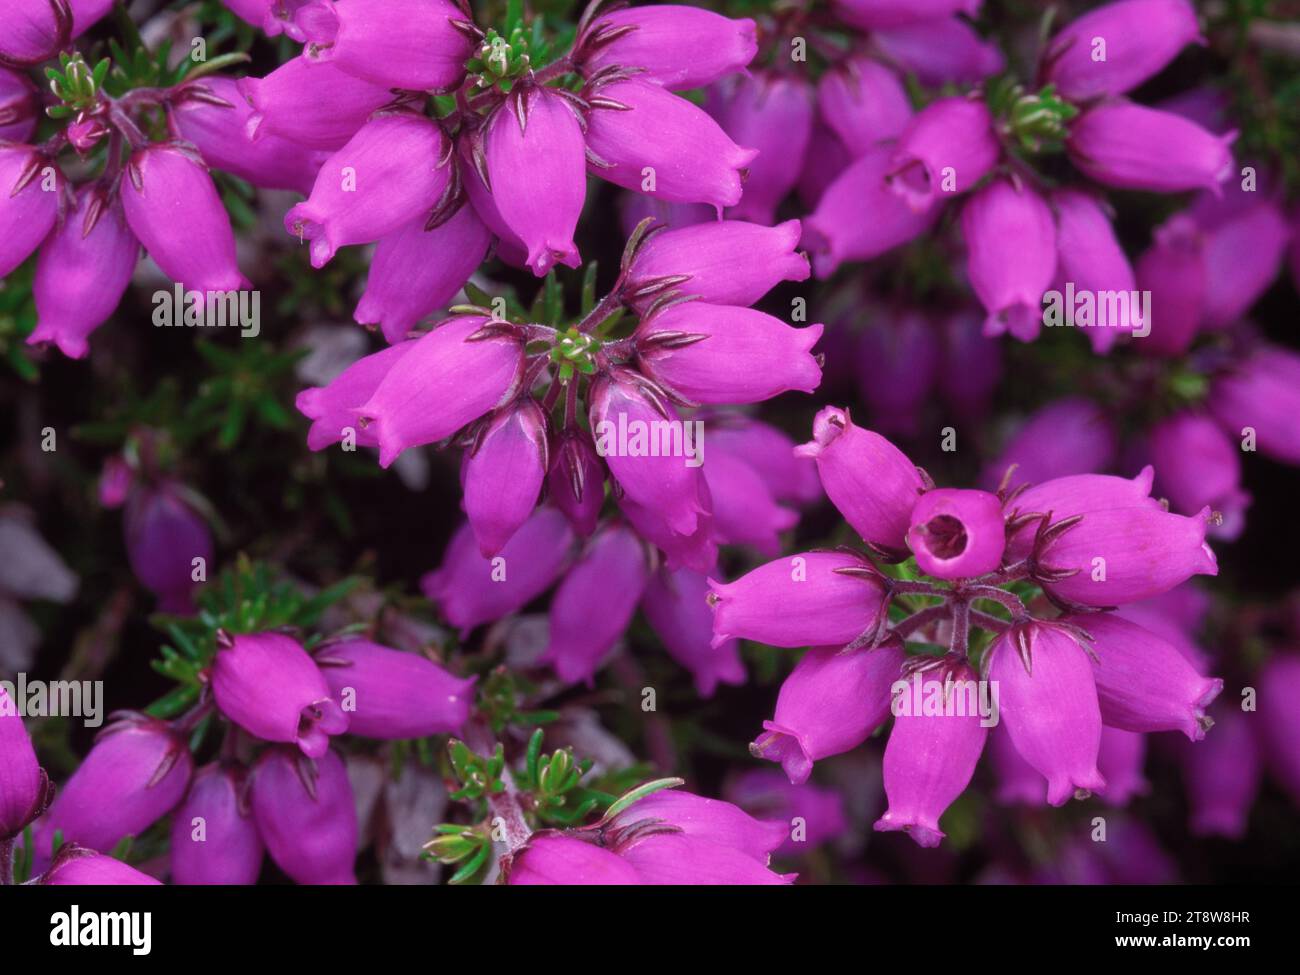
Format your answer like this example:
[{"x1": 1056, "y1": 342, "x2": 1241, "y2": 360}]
[
  {"x1": 575, "y1": 289, "x2": 625, "y2": 335},
  {"x1": 465, "y1": 724, "x2": 532, "y2": 853},
  {"x1": 966, "y1": 584, "x2": 1030, "y2": 621},
  {"x1": 949, "y1": 598, "x2": 971, "y2": 657},
  {"x1": 892, "y1": 605, "x2": 950, "y2": 639}
]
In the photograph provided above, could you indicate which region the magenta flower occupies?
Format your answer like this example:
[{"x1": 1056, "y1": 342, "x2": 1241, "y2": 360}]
[
  {"x1": 623, "y1": 218, "x2": 809, "y2": 312},
  {"x1": 635, "y1": 303, "x2": 823, "y2": 404},
  {"x1": 170, "y1": 764, "x2": 263, "y2": 885},
  {"x1": 240, "y1": 56, "x2": 395, "y2": 150},
  {"x1": 1148, "y1": 411, "x2": 1251, "y2": 539},
  {"x1": 1043, "y1": 0, "x2": 1203, "y2": 101},
  {"x1": 1068, "y1": 101, "x2": 1235, "y2": 195},
  {"x1": 250, "y1": 747, "x2": 357, "y2": 884},
  {"x1": 463, "y1": 399, "x2": 549, "y2": 557},
  {"x1": 583, "y1": 77, "x2": 758, "y2": 212},
  {"x1": 835, "y1": 0, "x2": 981, "y2": 30},
  {"x1": 1258, "y1": 655, "x2": 1300, "y2": 804},
  {"x1": 794, "y1": 406, "x2": 924, "y2": 552},
  {"x1": 1209, "y1": 344, "x2": 1300, "y2": 465},
  {"x1": 1194, "y1": 192, "x2": 1291, "y2": 329},
  {"x1": 962, "y1": 178, "x2": 1057, "y2": 341},
  {"x1": 906, "y1": 488, "x2": 1006, "y2": 580},
  {"x1": 854, "y1": 308, "x2": 941, "y2": 435},
  {"x1": 123, "y1": 483, "x2": 214, "y2": 614},
  {"x1": 541, "y1": 524, "x2": 648, "y2": 685},
  {"x1": 1184, "y1": 706, "x2": 1260, "y2": 838},
  {"x1": 546, "y1": 431, "x2": 604, "y2": 537},
  {"x1": 870, "y1": 18, "x2": 1003, "y2": 86},
  {"x1": 816, "y1": 57, "x2": 912, "y2": 157},
  {"x1": 318, "y1": 638, "x2": 474, "y2": 738},
  {"x1": 210, "y1": 631, "x2": 349, "y2": 758},
  {"x1": 875, "y1": 658, "x2": 989, "y2": 846},
  {"x1": 608, "y1": 789, "x2": 785, "y2": 862},
  {"x1": 578, "y1": 5, "x2": 757, "y2": 91},
  {"x1": 617, "y1": 831, "x2": 794, "y2": 884},
  {"x1": 989, "y1": 724, "x2": 1046, "y2": 805},
  {"x1": 294, "y1": 0, "x2": 473, "y2": 91},
  {"x1": 726, "y1": 770, "x2": 850, "y2": 855},
  {"x1": 708, "y1": 415, "x2": 820, "y2": 506},
  {"x1": 483, "y1": 86, "x2": 586, "y2": 274},
  {"x1": 421, "y1": 508, "x2": 574, "y2": 635},
  {"x1": 29, "y1": 187, "x2": 138, "y2": 360},
  {"x1": 708, "y1": 72, "x2": 814, "y2": 224},
  {"x1": 170, "y1": 77, "x2": 328, "y2": 194},
  {"x1": 41, "y1": 847, "x2": 161, "y2": 886},
  {"x1": 1134, "y1": 214, "x2": 1205, "y2": 357},
  {"x1": 888, "y1": 97, "x2": 1000, "y2": 212},
  {"x1": 0, "y1": 0, "x2": 112, "y2": 63},
  {"x1": 355, "y1": 205, "x2": 491, "y2": 344},
  {"x1": 34, "y1": 714, "x2": 192, "y2": 867},
  {"x1": 121, "y1": 143, "x2": 248, "y2": 291},
  {"x1": 988, "y1": 624, "x2": 1105, "y2": 806},
  {"x1": 709, "y1": 552, "x2": 887, "y2": 650},
  {"x1": 753, "y1": 641, "x2": 904, "y2": 785},
  {"x1": 286, "y1": 113, "x2": 452, "y2": 268},
  {"x1": 507, "y1": 833, "x2": 641, "y2": 885},
  {"x1": 803, "y1": 144, "x2": 938, "y2": 275},
  {"x1": 703, "y1": 441, "x2": 798, "y2": 555},
  {"x1": 355, "y1": 315, "x2": 525, "y2": 468},
  {"x1": 1, "y1": 685, "x2": 51, "y2": 840},
  {"x1": 1096, "y1": 728, "x2": 1148, "y2": 806},
  {"x1": 0, "y1": 143, "x2": 61, "y2": 279},
  {"x1": 221, "y1": 0, "x2": 307, "y2": 39},
  {"x1": 296, "y1": 339, "x2": 417, "y2": 451},
  {"x1": 0, "y1": 67, "x2": 37, "y2": 142},
  {"x1": 1050, "y1": 188, "x2": 1138, "y2": 354},
  {"x1": 981, "y1": 397, "x2": 1116, "y2": 490},
  {"x1": 642, "y1": 567, "x2": 745, "y2": 697}
]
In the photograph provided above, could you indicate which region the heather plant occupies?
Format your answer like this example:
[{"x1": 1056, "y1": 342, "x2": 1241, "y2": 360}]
[{"x1": 1, "y1": 0, "x2": 1298, "y2": 893}]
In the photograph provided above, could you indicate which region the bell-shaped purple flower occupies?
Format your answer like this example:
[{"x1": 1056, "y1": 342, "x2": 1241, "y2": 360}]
[
  {"x1": 939, "y1": 309, "x2": 1003, "y2": 415},
  {"x1": 1096, "y1": 727, "x2": 1148, "y2": 806},
  {"x1": 1258, "y1": 654, "x2": 1300, "y2": 803},
  {"x1": 1071, "y1": 613, "x2": 1223, "y2": 739},
  {"x1": 422, "y1": 508, "x2": 574, "y2": 634},
  {"x1": 803, "y1": 144, "x2": 938, "y2": 275},
  {"x1": 541, "y1": 525, "x2": 649, "y2": 685},
  {"x1": 624, "y1": 218, "x2": 809, "y2": 312},
  {"x1": 835, "y1": 0, "x2": 980, "y2": 29},
  {"x1": 318, "y1": 639, "x2": 474, "y2": 738},
  {"x1": 795, "y1": 406, "x2": 924, "y2": 551},
  {"x1": 507, "y1": 833, "x2": 640, "y2": 885},
  {"x1": 1149, "y1": 411, "x2": 1250, "y2": 538},
  {"x1": 170, "y1": 764, "x2": 263, "y2": 885},
  {"x1": 286, "y1": 114, "x2": 452, "y2": 268},
  {"x1": 296, "y1": 339, "x2": 416, "y2": 451},
  {"x1": 709, "y1": 73, "x2": 814, "y2": 224},
  {"x1": 875, "y1": 658, "x2": 989, "y2": 846},
  {"x1": 210, "y1": 632, "x2": 348, "y2": 758},
  {"x1": 1183, "y1": 705, "x2": 1259, "y2": 838},
  {"x1": 583, "y1": 78, "x2": 758, "y2": 212},
  {"x1": 816, "y1": 57, "x2": 912, "y2": 157},
  {"x1": 30, "y1": 187, "x2": 138, "y2": 360},
  {"x1": 356, "y1": 315, "x2": 524, "y2": 468},
  {"x1": 708, "y1": 415, "x2": 820, "y2": 506},
  {"x1": 588, "y1": 368, "x2": 708, "y2": 535},
  {"x1": 1, "y1": 685, "x2": 50, "y2": 840},
  {"x1": 608, "y1": 788, "x2": 785, "y2": 862},
  {"x1": 888, "y1": 97, "x2": 1000, "y2": 212},
  {"x1": 855, "y1": 308, "x2": 941, "y2": 435},
  {"x1": 1004, "y1": 467, "x2": 1160, "y2": 561},
  {"x1": 578, "y1": 6, "x2": 757, "y2": 91},
  {"x1": 0, "y1": 0, "x2": 112, "y2": 62},
  {"x1": 1044, "y1": 0, "x2": 1203, "y2": 101},
  {"x1": 121, "y1": 143, "x2": 248, "y2": 291},
  {"x1": 0, "y1": 68, "x2": 37, "y2": 142},
  {"x1": 124, "y1": 483, "x2": 214, "y2": 614},
  {"x1": 981, "y1": 397, "x2": 1116, "y2": 491},
  {"x1": 907, "y1": 488, "x2": 1006, "y2": 579},
  {"x1": 240, "y1": 55, "x2": 395, "y2": 150},
  {"x1": 753, "y1": 640, "x2": 904, "y2": 785},
  {"x1": 546, "y1": 431, "x2": 604, "y2": 537},
  {"x1": 1068, "y1": 101, "x2": 1235, "y2": 195},
  {"x1": 618, "y1": 491, "x2": 718, "y2": 575},
  {"x1": 464, "y1": 399, "x2": 548, "y2": 557},
  {"x1": 988, "y1": 624, "x2": 1105, "y2": 806},
  {"x1": 294, "y1": 0, "x2": 472, "y2": 91},
  {"x1": 171, "y1": 77, "x2": 328, "y2": 194},
  {"x1": 1197, "y1": 195, "x2": 1291, "y2": 329},
  {"x1": 703, "y1": 445, "x2": 798, "y2": 555},
  {"x1": 617, "y1": 831, "x2": 793, "y2": 884},
  {"x1": 635, "y1": 303, "x2": 823, "y2": 404},
  {"x1": 1050, "y1": 188, "x2": 1139, "y2": 353},
  {"x1": 962, "y1": 178, "x2": 1057, "y2": 341},
  {"x1": 41, "y1": 847, "x2": 160, "y2": 885},
  {"x1": 1209, "y1": 344, "x2": 1300, "y2": 466},
  {"x1": 871, "y1": 18, "x2": 1004, "y2": 86},
  {"x1": 35, "y1": 714, "x2": 192, "y2": 866},
  {"x1": 485, "y1": 87, "x2": 587, "y2": 275},
  {"x1": 1038, "y1": 505, "x2": 1218, "y2": 606},
  {"x1": 0, "y1": 144, "x2": 61, "y2": 279},
  {"x1": 221, "y1": 0, "x2": 307, "y2": 39},
  {"x1": 1134, "y1": 213, "x2": 1205, "y2": 357},
  {"x1": 989, "y1": 723, "x2": 1046, "y2": 805},
  {"x1": 642, "y1": 568, "x2": 745, "y2": 697},
  {"x1": 726, "y1": 770, "x2": 849, "y2": 855},
  {"x1": 250, "y1": 747, "x2": 357, "y2": 884}
]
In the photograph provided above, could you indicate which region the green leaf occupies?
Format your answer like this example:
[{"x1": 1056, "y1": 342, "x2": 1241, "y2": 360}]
[{"x1": 602, "y1": 777, "x2": 685, "y2": 819}]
